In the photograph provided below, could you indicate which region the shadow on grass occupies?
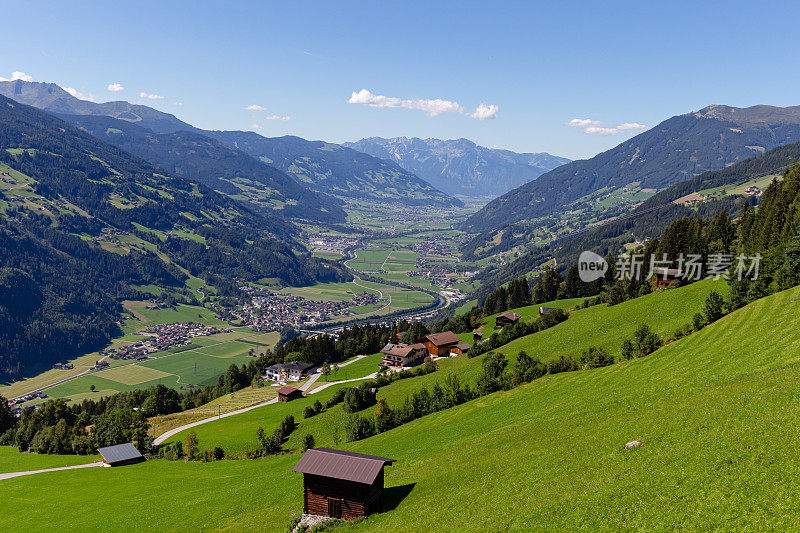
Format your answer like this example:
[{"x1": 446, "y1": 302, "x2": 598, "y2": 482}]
[{"x1": 372, "y1": 483, "x2": 416, "y2": 514}]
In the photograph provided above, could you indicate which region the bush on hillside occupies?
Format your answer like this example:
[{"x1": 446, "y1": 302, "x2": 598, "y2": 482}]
[{"x1": 580, "y1": 347, "x2": 614, "y2": 368}]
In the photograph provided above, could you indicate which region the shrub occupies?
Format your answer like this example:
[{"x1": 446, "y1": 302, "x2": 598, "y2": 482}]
[
  {"x1": 184, "y1": 430, "x2": 199, "y2": 461},
  {"x1": 547, "y1": 355, "x2": 579, "y2": 374},
  {"x1": 692, "y1": 312, "x2": 706, "y2": 332},
  {"x1": 325, "y1": 389, "x2": 347, "y2": 409},
  {"x1": 212, "y1": 446, "x2": 225, "y2": 460},
  {"x1": 633, "y1": 324, "x2": 661, "y2": 356},
  {"x1": 343, "y1": 383, "x2": 377, "y2": 413},
  {"x1": 704, "y1": 290, "x2": 725, "y2": 323},
  {"x1": 301, "y1": 433, "x2": 315, "y2": 452},
  {"x1": 302, "y1": 406, "x2": 316, "y2": 419},
  {"x1": 580, "y1": 347, "x2": 614, "y2": 368},
  {"x1": 620, "y1": 339, "x2": 635, "y2": 360},
  {"x1": 510, "y1": 351, "x2": 547, "y2": 384},
  {"x1": 344, "y1": 415, "x2": 376, "y2": 442}
]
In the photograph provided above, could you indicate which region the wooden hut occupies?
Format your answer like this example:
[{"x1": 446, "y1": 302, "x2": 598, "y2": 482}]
[
  {"x1": 293, "y1": 447, "x2": 396, "y2": 519},
  {"x1": 97, "y1": 443, "x2": 145, "y2": 467},
  {"x1": 495, "y1": 311, "x2": 521, "y2": 328},
  {"x1": 277, "y1": 386, "x2": 303, "y2": 402},
  {"x1": 419, "y1": 331, "x2": 460, "y2": 356},
  {"x1": 473, "y1": 331, "x2": 483, "y2": 343}
]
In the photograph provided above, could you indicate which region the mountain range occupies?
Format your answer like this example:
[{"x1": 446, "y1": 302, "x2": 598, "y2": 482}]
[
  {"x1": 206, "y1": 131, "x2": 460, "y2": 207},
  {"x1": 344, "y1": 136, "x2": 570, "y2": 197},
  {"x1": 0, "y1": 80, "x2": 461, "y2": 209},
  {"x1": 463, "y1": 104, "x2": 800, "y2": 232}
]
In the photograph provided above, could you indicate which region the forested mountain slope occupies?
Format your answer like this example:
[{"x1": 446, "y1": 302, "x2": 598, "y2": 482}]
[
  {"x1": 207, "y1": 131, "x2": 462, "y2": 206},
  {"x1": 464, "y1": 104, "x2": 800, "y2": 231},
  {"x1": 0, "y1": 95, "x2": 348, "y2": 379},
  {"x1": 345, "y1": 136, "x2": 570, "y2": 197},
  {"x1": 59, "y1": 114, "x2": 346, "y2": 222}
]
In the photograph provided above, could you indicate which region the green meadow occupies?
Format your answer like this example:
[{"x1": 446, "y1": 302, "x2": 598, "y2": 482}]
[
  {"x1": 0, "y1": 446, "x2": 99, "y2": 474},
  {"x1": 3, "y1": 283, "x2": 800, "y2": 531}
]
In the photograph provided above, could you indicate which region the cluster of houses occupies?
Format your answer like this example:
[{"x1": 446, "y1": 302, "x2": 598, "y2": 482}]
[
  {"x1": 52, "y1": 362, "x2": 75, "y2": 370},
  {"x1": 6, "y1": 391, "x2": 47, "y2": 415},
  {"x1": 237, "y1": 286, "x2": 383, "y2": 331},
  {"x1": 745, "y1": 185, "x2": 763, "y2": 197},
  {"x1": 101, "y1": 322, "x2": 230, "y2": 361},
  {"x1": 380, "y1": 331, "x2": 470, "y2": 367}
]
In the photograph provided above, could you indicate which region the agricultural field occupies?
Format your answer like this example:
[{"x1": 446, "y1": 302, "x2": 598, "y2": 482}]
[{"x1": 4, "y1": 282, "x2": 800, "y2": 531}]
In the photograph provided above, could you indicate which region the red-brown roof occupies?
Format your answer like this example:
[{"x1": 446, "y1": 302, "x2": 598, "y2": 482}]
[
  {"x1": 293, "y1": 447, "x2": 396, "y2": 484},
  {"x1": 425, "y1": 331, "x2": 460, "y2": 346},
  {"x1": 277, "y1": 386, "x2": 301, "y2": 396}
]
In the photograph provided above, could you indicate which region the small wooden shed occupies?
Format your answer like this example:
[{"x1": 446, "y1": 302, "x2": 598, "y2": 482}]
[
  {"x1": 293, "y1": 447, "x2": 396, "y2": 519},
  {"x1": 473, "y1": 331, "x2": 483, "y2": 343},
  {"x1": 450, "y1": 342, "x2": 471, "y2": 355},
  {"x1": 97, "y1": 442, "x2": 145, "y2": 467},
  {"x1": 277, "y1": 386, "x2": 303, "y2": 402}
]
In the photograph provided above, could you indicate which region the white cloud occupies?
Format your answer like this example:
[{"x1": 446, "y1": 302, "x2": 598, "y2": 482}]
[
  {"x1": 265, "y1": 114, "x2": 291, "y2": 121},
  {"x1": 251, "y1": 123, "x2": 262, "y2": 130},
  {"x1": 469, "y1": 103, "x2": 499, "y2": 120},
  {"x1": 107, "y1": 82, "x2": 124, "y2": 92},
  {"x1": 61, "y1": 86, "x2": 95, "y2": 101},
  {"x1": 567, "y1": 117, "x2": 648, "y2": 135},
  {"x1": 139, "y1": 91, "x2": 164, "y2": 100},
  {"x1": 173, "y1": 102, "x2": 183, "y2": 106},
  {"x1": 567, "y1": 118, "x2": 601, "y2": 128},
  {"x1": 245, "y1": 104, "x2": 267, "y2": 111},
  {"x1": 347, "y1": 89, "x2": 498, "y2": 120},
  {"x1": 0, "y1": 71, "x2": 34, "y2": 82}
]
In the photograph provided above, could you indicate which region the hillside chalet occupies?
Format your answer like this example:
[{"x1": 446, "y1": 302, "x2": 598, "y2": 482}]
[
  {"x1": 277, "y1": 386, "x2": 303, "y2": 402},
  {"x1": 293, "y1": 447, "x2": 396, "y2": 519},
  {"x1": 654, "y1": 268, "x2": 682, "y2": 288},
  {"x1": 262, "y1": 361, "x2": 314, "y2": 382},
  {"x1": 380, "y1": 343, "x2": 427, "y2": 367},
  {"x1": 418, "y1": 331, "x2": 460, "y2": 356},
  {"x1": 495, "y1": 311, "x2": 521, "y2": 328},
  {"x1": 539, "y1": 307, "x2": 557, "y2": 316}
]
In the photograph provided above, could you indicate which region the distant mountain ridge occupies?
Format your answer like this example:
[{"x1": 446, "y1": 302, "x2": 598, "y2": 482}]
[
  {"x1": 462, "y1": 104, "x2": 800, "y2": 232},
  {"x1": 0, "y1": 80, "x2": 461, "y2": 208},
  {"x1": 343, "y1": 136, "x2": 570, "y2": 197},
  {"x1": 56, "y1": 113, "x2": 346, "y2": 222},
  {"x1": 207, "y1": 131, "x2": 461, "y2": 207}
]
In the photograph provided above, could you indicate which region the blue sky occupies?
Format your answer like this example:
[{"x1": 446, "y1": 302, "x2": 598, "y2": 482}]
[{"x1": 2, "y1": 0, "x2": 799, "y2": 159}]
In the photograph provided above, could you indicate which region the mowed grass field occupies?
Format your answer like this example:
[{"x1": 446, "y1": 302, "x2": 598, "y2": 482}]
[
  {"x1": 5, "y1": 284, "x2": 800, "y2": 530},
  {"x1": 0, "y1": 446, "x2": 99, "y2": 474}
]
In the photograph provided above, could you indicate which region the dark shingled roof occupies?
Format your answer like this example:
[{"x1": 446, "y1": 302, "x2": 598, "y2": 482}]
[
  {"x1": 496, "y1": 311, "x2": 521, "y2": 321},
  {"x1": 293, "y1": 447, "x2": 396, "y2": 485},
  {"x1": 425, "y1": 331, "x2": 460, "y2": 346},
  {"x1": 97, "y1": 442, "x2": 143, "y2": 464}
]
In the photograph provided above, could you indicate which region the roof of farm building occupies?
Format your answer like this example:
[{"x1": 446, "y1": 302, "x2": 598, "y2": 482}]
[{"x1": 293, "y1": 447, "x2": 396, "y2": 484}]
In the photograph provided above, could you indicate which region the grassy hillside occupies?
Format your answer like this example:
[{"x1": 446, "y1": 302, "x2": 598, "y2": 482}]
[{"x1": 5, "y1": 279, "x2": 793, "y2": 531}]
